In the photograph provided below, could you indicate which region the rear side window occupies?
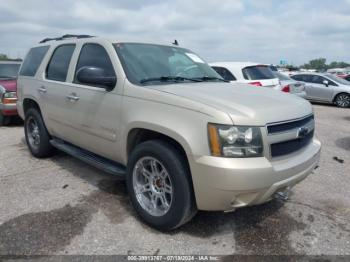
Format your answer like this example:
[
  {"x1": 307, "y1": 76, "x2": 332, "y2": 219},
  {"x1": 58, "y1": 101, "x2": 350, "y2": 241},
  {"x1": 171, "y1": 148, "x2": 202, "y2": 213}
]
[
  {"x1": 291, "y1": 74, "x2": 311, "y2": 82},
  {"x1": 212, "y1": 66, "x2": 236, "y2": 81},
  {"x1": 242, "y1": 66, "x2": 275, "y2": 80},
  {"x1": 19, "y1": 46, "x2": 49, "y2": 77},
  {"x1": 46, "y1": 45, "x2": 75, "y2": 82},
  {"x1": 74, "y1": 43, "x2": 115, "y2": 83}
]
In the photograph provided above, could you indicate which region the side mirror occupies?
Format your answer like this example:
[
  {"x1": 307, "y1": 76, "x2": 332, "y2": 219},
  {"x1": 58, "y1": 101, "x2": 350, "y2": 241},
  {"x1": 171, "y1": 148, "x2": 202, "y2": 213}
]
[
  {"x1": 323, "y1": 80, "x2": 329, "y2": 87},
  {"x1": 76, "y1": 66, "x2": 116, "y2": 90}
]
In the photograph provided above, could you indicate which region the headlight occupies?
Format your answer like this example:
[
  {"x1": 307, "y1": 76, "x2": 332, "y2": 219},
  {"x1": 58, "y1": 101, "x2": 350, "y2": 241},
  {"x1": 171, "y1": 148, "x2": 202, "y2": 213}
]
[
  {"x1": 208, "y1": 123, "x2": 263, "y2": 157},
  {"x1": 3, "y1": 92, "x2": 17, "y2": 99}
]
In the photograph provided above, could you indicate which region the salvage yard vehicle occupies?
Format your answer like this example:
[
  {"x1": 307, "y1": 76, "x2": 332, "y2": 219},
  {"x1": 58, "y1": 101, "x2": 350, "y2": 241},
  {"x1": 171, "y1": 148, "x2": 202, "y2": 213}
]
[
  {"x1": 210, "y1": 62, "x2": 281, "y2": 89},
  {"x1": 291, "y1": 73, "x2": 350, "y2": 108},
  {"x1": 17, "y1": 35, "x2": 321, "y2": 230},
  {"x1": 272, "y1": 71, "x2": 306, "y2": 98},
  {"x1": 0, "y1": 61, "x2": 21, "y2": 126}
]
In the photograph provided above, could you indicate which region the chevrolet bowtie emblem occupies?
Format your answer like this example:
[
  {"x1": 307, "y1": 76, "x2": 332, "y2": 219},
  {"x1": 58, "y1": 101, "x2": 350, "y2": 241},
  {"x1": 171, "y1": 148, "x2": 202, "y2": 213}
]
[{"x1": 297, "y1": 126, "x2": 310, "y2": 139}]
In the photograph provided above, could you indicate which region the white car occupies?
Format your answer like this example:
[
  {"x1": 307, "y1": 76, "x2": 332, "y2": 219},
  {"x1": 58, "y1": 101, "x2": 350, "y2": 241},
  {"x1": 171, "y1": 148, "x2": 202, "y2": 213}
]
[{"x1": 210, "y1": 62, "x2": 281, "y2": 89}]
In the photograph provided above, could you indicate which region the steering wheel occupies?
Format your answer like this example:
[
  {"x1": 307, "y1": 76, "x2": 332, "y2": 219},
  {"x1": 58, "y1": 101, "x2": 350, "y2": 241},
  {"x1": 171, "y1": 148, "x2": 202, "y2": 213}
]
[{"x1": 176, "y1": 65, "x2": 199, "y2": 77}]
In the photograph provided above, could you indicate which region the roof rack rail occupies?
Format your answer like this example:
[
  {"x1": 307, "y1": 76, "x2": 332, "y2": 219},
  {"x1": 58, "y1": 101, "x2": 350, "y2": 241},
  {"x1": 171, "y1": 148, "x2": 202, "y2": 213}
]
[{"x1": 39, "y1": 34, "x2": 94, "y2": 44}]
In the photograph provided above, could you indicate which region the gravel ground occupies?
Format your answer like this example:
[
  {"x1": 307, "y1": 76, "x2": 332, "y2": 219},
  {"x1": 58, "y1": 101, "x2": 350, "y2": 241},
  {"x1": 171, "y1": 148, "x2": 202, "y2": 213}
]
[{"x1": 0, "y1": 103, "x2": 349, "y2": 256}]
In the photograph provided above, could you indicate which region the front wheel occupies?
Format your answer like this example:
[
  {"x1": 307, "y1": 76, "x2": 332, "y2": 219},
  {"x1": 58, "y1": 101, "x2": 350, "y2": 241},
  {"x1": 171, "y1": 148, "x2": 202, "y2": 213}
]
[
  {"x1": 126, "y1": 140, "x2": 197, "y2": 230},
  {"x1": 334, "y1": 93, "x2": 350, "y2": 108}
]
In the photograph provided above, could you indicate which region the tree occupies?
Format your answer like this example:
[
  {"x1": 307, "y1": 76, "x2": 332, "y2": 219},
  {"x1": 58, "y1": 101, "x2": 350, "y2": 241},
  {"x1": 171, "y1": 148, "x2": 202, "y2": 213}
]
[
  {"x1": 328, "y1": 61, "x2": 350, "y2": 69},
  {"x1": 0, "y1": 54, "x2": 9, "y2": 61},
  {"x1": 302, "y1": 58, "x2": 327, "y2": 71}
]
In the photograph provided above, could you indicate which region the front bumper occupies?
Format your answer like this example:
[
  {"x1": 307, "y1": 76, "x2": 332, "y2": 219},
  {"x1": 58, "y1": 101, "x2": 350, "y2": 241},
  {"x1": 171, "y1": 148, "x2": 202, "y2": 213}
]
[
  {"x1": 189, "y1": 138, "x2": 321, "y2": 211},
  {"x1": 0, "y1": 102, "x2": 17, "y2": 116}
]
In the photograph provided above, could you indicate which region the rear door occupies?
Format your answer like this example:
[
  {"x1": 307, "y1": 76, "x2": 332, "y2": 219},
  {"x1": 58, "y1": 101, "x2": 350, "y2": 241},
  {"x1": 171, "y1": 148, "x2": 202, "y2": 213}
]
[
  {"x1": 43, "y1": 44, "x2": 77, "y2": 138},
  {"x1": 292, "y1": 74, "x2": 315, "y2": 99},
  {"x1": 241, "y1": 65, "x2": 280, "y2": 89}
]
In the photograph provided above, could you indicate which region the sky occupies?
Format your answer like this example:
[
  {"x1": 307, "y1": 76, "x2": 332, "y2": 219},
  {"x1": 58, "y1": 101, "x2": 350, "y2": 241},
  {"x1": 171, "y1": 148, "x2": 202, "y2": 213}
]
[{"x1": 0, "y1": 0, "x2": 349, "y2": 65}]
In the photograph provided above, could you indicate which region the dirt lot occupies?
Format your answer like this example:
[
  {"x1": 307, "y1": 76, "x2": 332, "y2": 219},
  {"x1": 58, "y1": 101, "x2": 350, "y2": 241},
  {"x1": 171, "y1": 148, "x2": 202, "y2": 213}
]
[{"x1": 0, "y1": 103, "x2": 349, "y2": 256}]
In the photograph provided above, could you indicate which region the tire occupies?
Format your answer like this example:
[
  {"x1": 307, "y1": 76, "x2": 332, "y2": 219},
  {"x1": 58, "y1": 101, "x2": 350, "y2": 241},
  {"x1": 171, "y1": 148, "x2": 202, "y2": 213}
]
[
  {"x1": 24, "y1": 108, "x2": 55, "y2": 158},
  {"x1": 0, "y1": 112, "x2": 10, "y2": 126},
  {"x1": 126, "y1": 140, "x2": 197, "y2": 231},
  {"x1": 334, "y1": 93, "x2": 350, "y2": 108}
]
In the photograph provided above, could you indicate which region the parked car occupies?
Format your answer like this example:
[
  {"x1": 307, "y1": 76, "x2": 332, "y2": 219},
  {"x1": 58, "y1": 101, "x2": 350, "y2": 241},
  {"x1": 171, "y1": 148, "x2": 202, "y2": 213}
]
[
  {"x1": 210, "y1": 62, "x2": 281, "y2": 89},
  {"x1": 0, "y1": 61, "x2": 21, "y2": 125},
  {"x1": 291, "y1": 73, "x2": 350, "y2": 108},
  {"x1": 17, "y1": 35, "x2": 321, "y2": 230},
  {"x1": 339, "y1": 74, "x2": 350, "y2": 82},
  {"x1": 272, "y1": 71, "x2": 306, "y2": 98}
]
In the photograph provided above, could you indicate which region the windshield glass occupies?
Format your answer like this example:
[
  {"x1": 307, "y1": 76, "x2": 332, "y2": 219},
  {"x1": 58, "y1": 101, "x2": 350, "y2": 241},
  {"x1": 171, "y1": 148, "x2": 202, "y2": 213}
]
[
  {"x1": 272, "y1": 71, "x2": 291, "y2": 81},
  {"x1": 0, "y1": 63, "x2": 21, "y2": 79},
  {"x1": 114, "y1": 43, "x2": 223, "y2": 85},
  {"x1": 326, "y1": 73, "x2": 350, "y2": 85},
  {"x1": 242, "y1": 65, "x2": 275, "y2": 80}
]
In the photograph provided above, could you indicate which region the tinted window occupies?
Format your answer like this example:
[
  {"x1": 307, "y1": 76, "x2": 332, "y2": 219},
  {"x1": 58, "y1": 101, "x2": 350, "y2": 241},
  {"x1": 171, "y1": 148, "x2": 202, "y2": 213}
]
[
  {"x1": 0, "y1": 63, "x2": 21, "y2": 79},
  {"x1": 46, "y1": 45, "x2": 75, "y2": 82},
  {"x1": 292, "y1": 74, "x2": 312, "y2": 82},
  {"x1": 75, "y1": 43, "x2": 115, "y2": 84},
  {"x1": 310, "y1": 75, "x2": 324, "y2": 84},
  {"x1": 19, "y1": 46, "x2": 49, "y2": 77},
  {"x1": 242, "y1": 66, "x2": 275, "y2": 80},
  {"x1": 345, "y1": 75, "x2": 350, "y2": 82},
  {"x1": 212, "y1": 66, "x2": 236, "y2": 81}
]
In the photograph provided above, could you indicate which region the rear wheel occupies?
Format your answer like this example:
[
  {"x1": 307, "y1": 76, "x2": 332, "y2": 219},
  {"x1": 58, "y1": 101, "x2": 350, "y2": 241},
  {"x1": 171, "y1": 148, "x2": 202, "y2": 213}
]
[
  {"x1": 24, "y1": 108, "x2": 55, "y2": 158},
  {"x1": 126, "y1": 140, "x2": 197, "y2": 230},
  {"x1": 334, "y1": 93, "x2": 350, "y2": 108}
]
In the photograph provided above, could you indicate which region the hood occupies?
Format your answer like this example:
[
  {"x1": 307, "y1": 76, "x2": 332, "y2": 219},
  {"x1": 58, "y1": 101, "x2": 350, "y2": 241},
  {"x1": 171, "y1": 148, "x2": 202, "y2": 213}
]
[
  {"x1": 0, "y1": 79, "x2": 17, "y2": 92},
  {"x1": 150, "y1": 82, "x2": 312, "y2": 126}
]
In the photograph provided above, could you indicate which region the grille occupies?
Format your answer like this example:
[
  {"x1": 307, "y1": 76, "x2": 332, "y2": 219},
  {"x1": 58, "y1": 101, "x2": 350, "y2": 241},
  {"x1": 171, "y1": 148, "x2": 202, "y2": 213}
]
[
  {"x1": 267, "y1": 115, "x2": 314, "y2": 134},
  {"x1": 271, "y1": 130, "x2": 314, "y2": 157},
  {"x1": 268, "y1": 115, "x2": 314, "y2": 157}
]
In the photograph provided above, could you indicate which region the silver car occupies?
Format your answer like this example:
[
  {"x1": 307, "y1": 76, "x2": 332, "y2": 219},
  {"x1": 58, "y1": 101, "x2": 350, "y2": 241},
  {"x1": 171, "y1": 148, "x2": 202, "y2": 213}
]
[
  {"x1": 272, "y1": 71, "x2": 306, "y2": 98},
  {"x1": 291, "y1": 73, "x2": 350, "y2": 108}
]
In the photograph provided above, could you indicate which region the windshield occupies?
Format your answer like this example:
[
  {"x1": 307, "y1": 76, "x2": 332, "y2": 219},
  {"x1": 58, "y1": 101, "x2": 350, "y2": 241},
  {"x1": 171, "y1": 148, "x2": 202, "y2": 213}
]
[
  {"x1": 326, "y1": 73, "x2": 350, "y2": 85},
  {"x1": 114, "y1": 43, "x2": 223, "y2": 85},
  {"x1": 242, "y1": 65, "x2": 275, "y2": 80},
  {"x1": 0, "y1": 63, "x2": 21, "y2": 79},
  {"x1": 272, "y1": 71, "x2": 291, "y2": 81}
]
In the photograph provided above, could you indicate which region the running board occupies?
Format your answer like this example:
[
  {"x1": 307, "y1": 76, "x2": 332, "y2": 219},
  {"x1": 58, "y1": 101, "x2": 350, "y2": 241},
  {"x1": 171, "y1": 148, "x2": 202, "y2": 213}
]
[{"x1": 50, "y1": 139, "x2": 126, "y2": 178}]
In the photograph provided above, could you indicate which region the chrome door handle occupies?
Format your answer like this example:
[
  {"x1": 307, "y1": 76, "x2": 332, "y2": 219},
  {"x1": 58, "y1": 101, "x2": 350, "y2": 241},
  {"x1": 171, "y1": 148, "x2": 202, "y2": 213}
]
[
  {"x1": 37, "y1": 86, "x2": 47, "y2": 94},
  {"x1": 66, "y1": 94, "x2": 80, "y2": 102}
]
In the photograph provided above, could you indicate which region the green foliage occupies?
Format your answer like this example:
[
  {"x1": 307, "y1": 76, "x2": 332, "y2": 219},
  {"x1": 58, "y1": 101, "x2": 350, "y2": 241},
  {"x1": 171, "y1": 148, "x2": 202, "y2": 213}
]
[
  {"x1": 302, "y1": 58, "x2": 350, "y2": 71},
  {"x1": 0, "y1": 54, "x2": 9, "y2": 61}
]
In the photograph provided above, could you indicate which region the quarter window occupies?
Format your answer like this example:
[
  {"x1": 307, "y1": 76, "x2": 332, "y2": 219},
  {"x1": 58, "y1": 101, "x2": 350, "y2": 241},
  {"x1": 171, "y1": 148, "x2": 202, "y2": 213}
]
[
  {"x1": 19, "y1": 46, "x2": 49, "y2": 77},
  {"x1": 74, "y1": 43, "x2": 115, "y2": 84},
  {"x1": 212, "y1": 66, "x2": 236, "y2": 81},
  {"x1": 46, "y1": 45, "x2": 75, "y2": 82}
]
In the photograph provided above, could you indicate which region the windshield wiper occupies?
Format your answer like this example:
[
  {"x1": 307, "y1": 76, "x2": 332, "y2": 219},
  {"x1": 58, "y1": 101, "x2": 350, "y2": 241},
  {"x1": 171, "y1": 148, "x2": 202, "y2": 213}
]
[
  {"x1": 196, "y1": 76, "x2": 228, "y2": 82},
  {"x1": 140, "y1": 76, "x2": 203, "y2": 84}
]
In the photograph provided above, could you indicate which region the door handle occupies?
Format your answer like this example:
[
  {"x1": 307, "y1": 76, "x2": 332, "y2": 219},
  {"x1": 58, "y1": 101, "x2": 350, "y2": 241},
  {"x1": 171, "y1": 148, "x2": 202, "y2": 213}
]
[
  {"x1": 66, "y1": 93, "x2": 80, "y2": 102},
  {"x1": 37, "y1": 86, "x2": 47, "y2": 94}
]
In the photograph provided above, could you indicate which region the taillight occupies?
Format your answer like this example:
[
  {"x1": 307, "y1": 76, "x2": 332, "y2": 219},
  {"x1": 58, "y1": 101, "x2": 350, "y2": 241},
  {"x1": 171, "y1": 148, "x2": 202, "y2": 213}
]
[
  {"x1": 249, "y1": 81, "x2": 262, "y2": 87},
  {"x1": 282, "y1": 85, "x2": 290, "y2": 92}
]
